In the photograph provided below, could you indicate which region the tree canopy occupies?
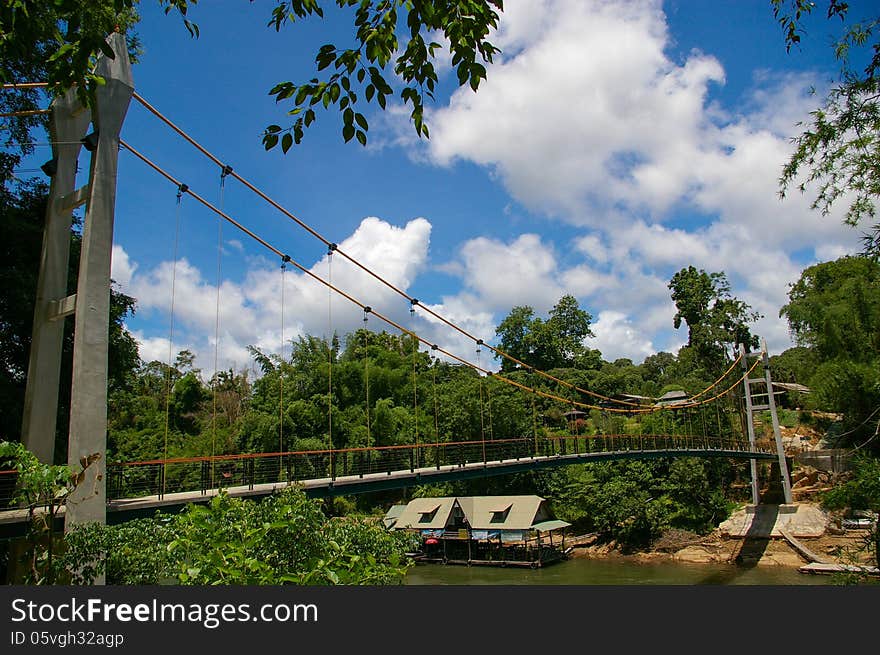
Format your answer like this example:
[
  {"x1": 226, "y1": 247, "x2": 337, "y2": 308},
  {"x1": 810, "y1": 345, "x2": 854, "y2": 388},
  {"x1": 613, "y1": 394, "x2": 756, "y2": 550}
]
[
  {"x1": 772, "y1": 0, "x2": 880, "y2": 255},
  {"x1": 0, "y1": 0, "x2": 504, "y2": 151},
  {"x1": 779, "y1": 255, "x2": 880, "y2": 447},
  {"x1": 494, "y1": 295, "x2": 596, "y2": 373},
  {"x1": 668, "y1": 266, "x2": 761, "y2": 369}
]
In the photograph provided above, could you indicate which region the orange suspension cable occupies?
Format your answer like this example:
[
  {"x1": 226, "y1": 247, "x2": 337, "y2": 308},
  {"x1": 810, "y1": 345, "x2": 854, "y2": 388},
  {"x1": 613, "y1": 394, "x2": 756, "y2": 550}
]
[
  {"x1": 1, "y1": 82, "x2": 48, "y2": 89},
  {"x1": 119, "y1": 140, "x2": 726, "y2": 417},
  {"x1": 0, "y1": 109, "x2": 49, "y2": 118},
  {"x1": 132, "y1": 93, "x2": 715, "y2": 409}
]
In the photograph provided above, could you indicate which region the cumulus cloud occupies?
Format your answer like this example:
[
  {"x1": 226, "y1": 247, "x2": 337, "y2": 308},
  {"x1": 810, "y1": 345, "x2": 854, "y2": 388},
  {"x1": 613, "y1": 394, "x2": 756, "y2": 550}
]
[
  {"x1": 406, "y1": 0, "x2": 863, "y2": 360},
  {"x1": 588, "y1": 311, "x2": 655, "y2": 363},
  {"x1": 427, "y1": 0, "x2": 725, "y2": 220},
  {"x1": 111, "y1": 244, "x2": 137, "y2": 289},
  {"x1": 118, "y1": 217, "x2": 433, "y2": 376}
]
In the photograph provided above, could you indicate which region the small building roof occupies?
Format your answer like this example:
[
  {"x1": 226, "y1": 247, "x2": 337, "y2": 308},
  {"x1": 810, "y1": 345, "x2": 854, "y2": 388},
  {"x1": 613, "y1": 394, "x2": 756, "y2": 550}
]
[
  {"x1": 531, "y1": 519, "x2": 571, "y2": 533},
  {"x1": 458, "y1": 495, "x2": 547, "y2": 530},
  {"x1": 383, "y1": 504, "x2": 408, "y2": 529},
  {"x1": 655, "y1": 389, "x2": 689, "y2": 407},
  {"x1": 389, "y1": 497, "x2": 458, "y2": 530},
  {"x1": 773, "y1": 382, "x2": 811, "y2": 394}
]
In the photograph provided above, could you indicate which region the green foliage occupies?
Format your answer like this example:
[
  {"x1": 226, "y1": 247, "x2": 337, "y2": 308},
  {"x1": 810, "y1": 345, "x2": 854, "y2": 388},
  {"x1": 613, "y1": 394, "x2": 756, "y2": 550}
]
[
  {"x1": 494, "y1": 295, "x2": 595, "y2": 372},
  {"x1": 822, "y1": 454, "x2": 880, "y2": 569},
  {"x1": 0, "y1": 440, "x2": 72, "y2": 509},
  {"x1": 0, "y1": 440, "x2": 79, "y2": 583},
  {"x1": 264, "y1": 0, "x2": 503, "y2": 147},
  {"x1": 823, "y1": 455, "x2": 880, "y2": 513},
  {"x1": 668, "y1": 266, "x2": 761, "y2": 371},
  {"x1": 0, "y1": 175, "x2": 139, "y2": 459},
  {"x1": 772, "y1": 1, "x2": 880, "y2": 251},
  {"x1": 0, "y1": 1, "x2": 192, "y2": 116},
  {"x1": 57, "y1": 487, "x2": 416, "y2": 585},
  {"x1": 780, "y1": 256, "x2": 880, "y2": 447},
  {"x1": 58, "y1": 518, "x2": 176, "y2": 585},
  {"x1": 544, "y1": 458, "x2": 737, "y2": 551}
]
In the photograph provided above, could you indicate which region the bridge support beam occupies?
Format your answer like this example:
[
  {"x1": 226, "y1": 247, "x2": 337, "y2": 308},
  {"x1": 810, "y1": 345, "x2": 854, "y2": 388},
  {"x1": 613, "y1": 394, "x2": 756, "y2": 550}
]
[
  {"x1": 740, "y1": 345, "x2": 761, "y2": 505},
  {"x1": 762, "y1": 340, "x2": 793, "y2": 504},
  {"x1": 65, "y1": 32, "x2": 133, "y2": 540},
  {"x1": 20, "y1": 90, "x2": 91, "y2": 464}
]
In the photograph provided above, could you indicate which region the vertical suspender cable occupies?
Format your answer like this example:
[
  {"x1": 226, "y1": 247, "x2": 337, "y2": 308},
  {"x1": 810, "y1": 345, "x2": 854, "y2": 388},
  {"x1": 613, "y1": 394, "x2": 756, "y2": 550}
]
[
  {"x1": 162, "y1": 184, "x2": 186, "y2": 496},
  {"x1": 485, "y1": 373, "x2": 495, "y2": 442},
  {"x1": 213, "y1": 166, "x2": 231, "y2": 477},
  {"x1": 327, "y1": 244, "x2": 336, "y2": 476},
  {"x1": 530, "y1": 371, "x2": 539, "y2": 455},
  {"x1": 477, "y1": 341, "x2": 486, "y2": 463},
  {"x1": 279, "y1": 257, "x2": 288, "y2": 474},
  {"x1": 410, "y1": 301, "x2": 419, "y2": 448},
  {"x1": 431, "y1": 345, "x2": 440, "y2": 456},
  {"x1": 363, "y1": 308, "x2": 371, "y2": 450}
]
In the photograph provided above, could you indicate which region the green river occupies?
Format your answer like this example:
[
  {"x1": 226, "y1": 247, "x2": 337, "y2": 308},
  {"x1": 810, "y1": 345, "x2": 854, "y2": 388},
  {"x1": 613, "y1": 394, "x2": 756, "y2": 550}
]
[{"x1": 404, "y1": 557, "x2": 835, "y2": 585}]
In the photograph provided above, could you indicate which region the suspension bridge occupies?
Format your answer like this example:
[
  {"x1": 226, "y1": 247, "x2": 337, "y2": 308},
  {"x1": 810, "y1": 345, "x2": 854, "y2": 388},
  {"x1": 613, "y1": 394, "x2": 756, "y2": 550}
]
[{"x1": 1, "y1": 34, "x2": 792, "y2": 539}]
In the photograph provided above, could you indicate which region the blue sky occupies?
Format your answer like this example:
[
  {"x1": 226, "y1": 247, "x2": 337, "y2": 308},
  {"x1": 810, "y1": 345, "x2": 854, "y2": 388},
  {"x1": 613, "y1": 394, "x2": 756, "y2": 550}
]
[{"x1": 37, "y1": 1, "x2": 877, "y2": 375}]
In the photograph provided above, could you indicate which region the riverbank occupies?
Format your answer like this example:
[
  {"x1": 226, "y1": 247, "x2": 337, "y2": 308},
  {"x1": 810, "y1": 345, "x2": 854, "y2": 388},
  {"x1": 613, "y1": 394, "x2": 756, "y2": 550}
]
[{"x1": 567, "y1": 502, "x2": 877, "y2": 574}]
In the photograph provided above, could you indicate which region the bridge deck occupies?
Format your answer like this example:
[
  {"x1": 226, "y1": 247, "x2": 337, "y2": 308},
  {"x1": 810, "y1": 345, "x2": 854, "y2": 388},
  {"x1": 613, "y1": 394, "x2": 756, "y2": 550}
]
[{"x1": 0, "y1": 447, "x2": 773, "y2": 538}]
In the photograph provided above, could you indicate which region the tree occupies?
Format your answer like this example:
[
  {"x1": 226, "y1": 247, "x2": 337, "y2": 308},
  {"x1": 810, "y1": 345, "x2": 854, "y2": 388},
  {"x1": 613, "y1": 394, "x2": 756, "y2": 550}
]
[
  {"x1": 57, "y1": 487, "x2": 419, "y2": 585},
  {"x1": 821, "y1": 455, "x2": 880, "y2": 570},
  {"x1": 779, "y1": 255, "x2": 880, "y2": 446},
  {"x1": 772, "y1": 1, "x2": 880, "y2": 255},
  {"x1": 668, "y1": 266, "x2": 761, "y2": 369},
  {"x1": 0, "y1": 174, "x2": 139, "y2": 457},
  {"x1": 494, "y1": 295, "x2": 594, "y2": 372},
  {"x1": 0, "y1": 1, "x2": 503, "y2": 150}
]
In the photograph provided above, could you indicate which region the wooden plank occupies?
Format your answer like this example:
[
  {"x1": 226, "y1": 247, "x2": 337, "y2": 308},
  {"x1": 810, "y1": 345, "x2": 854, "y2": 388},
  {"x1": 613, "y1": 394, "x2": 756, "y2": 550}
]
[
  {"x1": 779, "y1": 528, "x2": 828, "y2": 564},
  {"x1": 799, "y1": 562, "x2": 880, "y2": 576}
]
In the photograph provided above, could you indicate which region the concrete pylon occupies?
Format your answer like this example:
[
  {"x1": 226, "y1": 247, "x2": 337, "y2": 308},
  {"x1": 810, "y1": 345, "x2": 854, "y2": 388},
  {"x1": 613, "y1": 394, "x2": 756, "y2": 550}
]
[
  {"x1": 739, "y1": 344, "x2": 761, "y2": 506},
  {"x1": 64, "y1": 32, "x2": 133, "y2": 535},
  {"x1": 20, "y1": 90, "x2": 91, "y2": 464},
  {"x1": 762, "y1": 339, "x2": 793, "y2": 504}
]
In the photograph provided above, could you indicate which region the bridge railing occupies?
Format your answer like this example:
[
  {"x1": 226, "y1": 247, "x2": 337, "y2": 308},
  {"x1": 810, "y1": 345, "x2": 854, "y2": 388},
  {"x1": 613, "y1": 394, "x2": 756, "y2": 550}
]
[
  {"x1": 99, "y1": 433, "x2": 770, "y2": 502},
  {"x1": 0, "y1": 434, "x2": 770, "y2": 507}
]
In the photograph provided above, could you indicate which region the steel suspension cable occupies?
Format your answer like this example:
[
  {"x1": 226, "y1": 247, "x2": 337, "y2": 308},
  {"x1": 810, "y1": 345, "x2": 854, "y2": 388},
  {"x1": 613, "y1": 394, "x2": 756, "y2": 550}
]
[
  {"x1": 363, "y1": 308, "x2": 372, "y2": 450},
  {"x1": 120, "y1": 140, "x2": 739, "y2": 418},
  {"x1": 279, "y1": 259, "x2": 287, "y2": 473},
  {"x1": 410, "y1": 303, "x2": 419, "y2": 445},
  {"x1": 0, "y1": 109, "x2": 50, "y2": 118},
  {"x1": 2, "y1": 82, "x2": 48, "y2": 89},
  {"x1": 212, "y1": 167, "x2": 231, "y2": 471},
  {"x1": 327, "y1": 246, "x2": 335, "y2": 475},
  {"x1": 486, "y1": 373, "x2": 495, "y2": 441},
  {"x1": 431, "y1": 347, "x2": 440, "y2": 455},
  {"x1": 133, "y1": 93, "x2": 741, "y2": 409},
  {"x1": 162, "y1": 184, "x2": 186, "y2": 495}
]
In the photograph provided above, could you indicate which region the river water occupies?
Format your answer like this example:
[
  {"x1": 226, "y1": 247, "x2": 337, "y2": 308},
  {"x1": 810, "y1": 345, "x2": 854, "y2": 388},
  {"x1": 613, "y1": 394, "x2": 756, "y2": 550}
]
[{"x1": 404, "y1": 556, "x2": 834, "y2": 585}]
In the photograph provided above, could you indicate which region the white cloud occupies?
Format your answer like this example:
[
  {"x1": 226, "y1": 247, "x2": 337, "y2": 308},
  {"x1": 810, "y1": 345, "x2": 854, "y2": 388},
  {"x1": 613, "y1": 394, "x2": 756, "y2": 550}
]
[
  {"x1": 123, "y1": 217, "x2": 432, "y2": 376},
  {"x1": 111, "y1": 244, "x2": 137, "y2": 289},
  {"x1": 455, "y1": 233, "x2": 563, "y2": 312},
  {"x1": 427, "y1": 0, "x2": 725, "y2": 220},
  {"x1": 403, "y1": 0, "x2": 865, "y2": 360},
  {"x1": 588, "y1": 310, "x2": 655, "y2": 363}
]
